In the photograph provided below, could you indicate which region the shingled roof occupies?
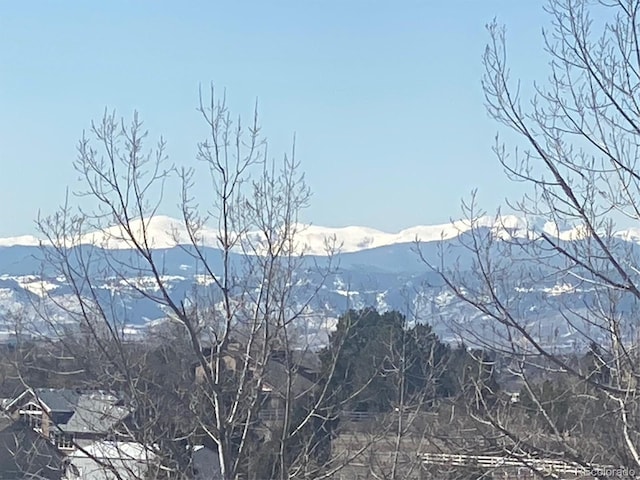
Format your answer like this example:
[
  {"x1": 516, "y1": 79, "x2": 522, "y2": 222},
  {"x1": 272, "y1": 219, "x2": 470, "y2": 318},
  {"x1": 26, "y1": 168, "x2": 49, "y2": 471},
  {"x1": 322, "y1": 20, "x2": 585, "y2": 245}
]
[
  {"x1": 6, "y1": 388, "x2": 130, "y2": 436},
  {"x1": 33, "y1": 389, "x2": 80, "y2": 413}
]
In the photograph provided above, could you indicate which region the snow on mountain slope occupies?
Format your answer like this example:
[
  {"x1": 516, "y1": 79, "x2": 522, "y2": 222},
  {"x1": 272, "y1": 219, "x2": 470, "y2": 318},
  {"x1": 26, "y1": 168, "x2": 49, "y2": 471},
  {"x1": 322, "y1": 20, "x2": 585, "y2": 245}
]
[
  {"x1": 614, "y1": 227, "x2": 640, "y2": 243},
  {"x1": 1, "y1": 215, "x2": 489, "y2": 254},
  {"x1": 0, "y1": 216, "x2": 500, "y2": 254},
  {"x1": 284, "y1": 216, "x2": 535, "y2": 253},
  {"x1": 78, "y1": 216, "x2": 220, "y2": 250},
  {"x1": 0, "y1": 235, "x2": 40, "y2": 247},
  {"x1": 2, "y1": 214, "x2": 639, "y2": 255}
]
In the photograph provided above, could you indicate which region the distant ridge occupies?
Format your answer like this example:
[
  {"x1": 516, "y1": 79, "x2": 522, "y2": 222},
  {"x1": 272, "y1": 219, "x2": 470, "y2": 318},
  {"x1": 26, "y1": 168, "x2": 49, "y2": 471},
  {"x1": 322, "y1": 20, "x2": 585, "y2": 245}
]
[{"x1": 0, "y1": 214, "x2": 636, "y2": 255}]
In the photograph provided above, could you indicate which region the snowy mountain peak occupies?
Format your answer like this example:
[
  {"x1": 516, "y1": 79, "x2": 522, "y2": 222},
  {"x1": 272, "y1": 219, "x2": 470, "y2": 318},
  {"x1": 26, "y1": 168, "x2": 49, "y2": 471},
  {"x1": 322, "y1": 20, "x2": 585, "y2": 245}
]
[
  {"x1": 0, "y1": 235, "x2": 41, "y2": 248},
  {"x1": 0, "y1": 214, "x2": 638, "y2": 255},
  {"x1": 78, "y1": 215, "x2": 219, "y2": 250}
]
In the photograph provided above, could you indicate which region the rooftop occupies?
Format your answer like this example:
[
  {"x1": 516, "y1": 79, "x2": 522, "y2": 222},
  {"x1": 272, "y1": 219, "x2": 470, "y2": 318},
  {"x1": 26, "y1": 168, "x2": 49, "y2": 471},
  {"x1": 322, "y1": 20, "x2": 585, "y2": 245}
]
[{"x1": 7, "y1": 388, "x2": 130, "y2": 435}]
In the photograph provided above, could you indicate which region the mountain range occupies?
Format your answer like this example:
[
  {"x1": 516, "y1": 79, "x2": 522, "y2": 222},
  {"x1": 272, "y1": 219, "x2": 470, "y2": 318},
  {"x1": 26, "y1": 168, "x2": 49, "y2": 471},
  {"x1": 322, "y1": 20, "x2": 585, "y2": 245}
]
[
  {"x1": 0, "y1": 215, "x2": 638, "y2": 350},
  {"x1": 0, "y1": 214, "x2": 624, "y2": 254}
]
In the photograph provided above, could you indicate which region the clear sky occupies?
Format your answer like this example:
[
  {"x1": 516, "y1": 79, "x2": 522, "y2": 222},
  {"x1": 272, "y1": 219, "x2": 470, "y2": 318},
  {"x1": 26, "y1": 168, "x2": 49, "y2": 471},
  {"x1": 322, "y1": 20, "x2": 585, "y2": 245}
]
[{"x1": 0, "y1": 1, "x2": 550, "y2": 236}]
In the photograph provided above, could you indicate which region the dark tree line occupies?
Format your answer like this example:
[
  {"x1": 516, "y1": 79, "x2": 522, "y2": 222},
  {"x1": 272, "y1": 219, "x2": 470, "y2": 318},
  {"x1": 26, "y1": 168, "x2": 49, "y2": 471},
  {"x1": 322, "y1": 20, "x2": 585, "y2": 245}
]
[{"x1": 322, "y1": 308, "x2": 499, "y2": 414}]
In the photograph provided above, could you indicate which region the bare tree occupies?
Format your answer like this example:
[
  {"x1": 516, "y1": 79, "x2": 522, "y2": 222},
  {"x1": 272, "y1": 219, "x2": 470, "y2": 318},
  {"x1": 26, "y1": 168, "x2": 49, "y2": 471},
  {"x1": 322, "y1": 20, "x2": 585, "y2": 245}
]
[
  {"x1": 421, "y1": 0, "x2": 640, "y2": 477},
  {"x1": 9, "y1": 87, "x2": 378, "y2": 480}
]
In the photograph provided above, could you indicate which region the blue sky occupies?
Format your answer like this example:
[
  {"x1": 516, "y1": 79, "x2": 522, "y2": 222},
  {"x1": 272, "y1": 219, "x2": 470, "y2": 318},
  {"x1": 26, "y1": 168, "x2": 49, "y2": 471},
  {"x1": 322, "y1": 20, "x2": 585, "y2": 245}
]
[{"x1": 0, "y1": 1, "x2": 550, "y2": 236}]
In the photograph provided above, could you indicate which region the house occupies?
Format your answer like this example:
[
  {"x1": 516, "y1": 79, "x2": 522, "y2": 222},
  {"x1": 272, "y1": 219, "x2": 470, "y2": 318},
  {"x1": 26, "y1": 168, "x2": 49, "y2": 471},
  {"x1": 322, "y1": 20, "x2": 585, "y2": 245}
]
[
  {"x1": 3, "y1": 387, "x2": 226, "y2": 479},
  {"x1": 0, "y1": 414, "x2": 65, "y2": 479},
  {"x1": 258, "y1": 352, "x2": 318, "y2": 415},
  {"x1": 194, "y1": 345, "x2": 320, "y2": 419},
  {"x1": 62, "y1": 441, "x2": 224, "y2": 480},
  {"x1": 62, "y1": 441, "x2": 155, "y2": 480},
  {"x1": 3, "y1": 388, "x2": 130, "y2": 453}
]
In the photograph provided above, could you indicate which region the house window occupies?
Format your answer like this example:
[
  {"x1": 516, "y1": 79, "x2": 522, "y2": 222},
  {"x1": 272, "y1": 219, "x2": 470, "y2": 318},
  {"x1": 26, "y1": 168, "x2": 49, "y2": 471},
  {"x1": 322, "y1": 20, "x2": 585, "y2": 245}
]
[
  {"x1": 19, "y1": 403, "x2": 43, "y2": 431},
  {"x1": 51, "y1": 431, "x2": 75, "y2": 450}
]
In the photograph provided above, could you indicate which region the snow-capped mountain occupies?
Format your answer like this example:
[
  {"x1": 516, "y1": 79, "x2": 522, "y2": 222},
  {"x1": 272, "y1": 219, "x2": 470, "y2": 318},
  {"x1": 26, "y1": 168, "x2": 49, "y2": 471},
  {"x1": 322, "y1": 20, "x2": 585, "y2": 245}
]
[
  {"x1": 3, "y1": 215, "x2": 483, "y2": 252},
  {"x1": 0, "y1": 215, "x2": 639, "y2": 350},
  {"x1": 0, "y1": 214, "x2": 620, "y2": 254},
  {"x1": 0, "y1": 235, "x2": 40, "y2": 248}
]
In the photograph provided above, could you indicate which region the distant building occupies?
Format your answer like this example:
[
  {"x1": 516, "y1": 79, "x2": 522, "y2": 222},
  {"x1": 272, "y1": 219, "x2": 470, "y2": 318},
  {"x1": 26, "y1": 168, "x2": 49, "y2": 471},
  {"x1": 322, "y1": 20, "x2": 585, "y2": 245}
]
[
  {"x1": 3, "y1": 388, "x2": 130, "y2": 453},
  {"x1": 62, "y1": 441, "x2": 155, "y2": 480},
  {"x1": 2, "y1": 387, "x2": 220, "y2": 479},
  {"x1": 194, "y1": 344, "x2": 320, "y2": 429}
]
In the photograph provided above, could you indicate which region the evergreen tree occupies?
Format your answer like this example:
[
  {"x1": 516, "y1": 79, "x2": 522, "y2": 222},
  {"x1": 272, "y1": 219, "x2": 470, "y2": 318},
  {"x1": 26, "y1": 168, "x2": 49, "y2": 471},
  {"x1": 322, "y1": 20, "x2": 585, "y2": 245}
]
[{"x1": 322, "y1": 308, "x2": 451, "y2": 413}]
